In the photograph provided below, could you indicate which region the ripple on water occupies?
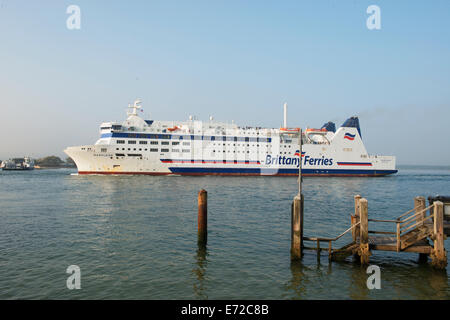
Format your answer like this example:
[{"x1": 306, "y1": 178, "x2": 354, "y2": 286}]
[{"x1": 0, "y1": 167, "x2": 450, "y2": 299}]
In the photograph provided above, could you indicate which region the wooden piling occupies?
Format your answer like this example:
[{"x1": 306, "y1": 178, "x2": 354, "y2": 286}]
[
  {"x1": 291, "y1": 194, "x2": 304, "y2": 260},
  {"x1": 358, "y1": 198, "x2": 371, "y2": 264},
  {"x1": 431, "y1": 201, "x2": 447, "y2": 269},
  {"x1": 198, "y1": 189, "x2": 208, "y2": 246},
  {"x1": 414, "y1": 196, "x2": 426, "y2": 226},
  {"x1": 352, "y1": 195, "x2": 361, "y2": 241}
]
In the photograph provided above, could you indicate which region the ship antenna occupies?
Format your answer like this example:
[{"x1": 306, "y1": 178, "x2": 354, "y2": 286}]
[
  {"x1": 127, "y1": 99, "x2": 142, "y2": 116},
  {"x1": 283, "y1": 102, "x2": 288, "y2": 128}
]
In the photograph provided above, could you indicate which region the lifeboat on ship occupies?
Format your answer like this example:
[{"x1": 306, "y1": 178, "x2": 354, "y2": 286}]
[
  {"x1": 305, "y1": 127, "x2": 330, "y2": 144},
  {"x1": 280, "y1": 127, "x2": 300, "y2": 133},
  {"x1": 305, "y1": 128, "x2": 328, "y2": 133},
  {"x1": 167, "y1": 126, "x2": 180, "y2": 132}
]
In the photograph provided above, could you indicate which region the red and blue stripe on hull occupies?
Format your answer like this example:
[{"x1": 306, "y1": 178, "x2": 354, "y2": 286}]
[{"x1": 78, "y1": 168, "x2": 397, "y2": 176}]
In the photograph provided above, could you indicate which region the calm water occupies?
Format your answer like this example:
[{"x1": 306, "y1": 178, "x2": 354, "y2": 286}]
[{"x1": 1, "y1": 166, "x2": 450, "y2": 299}]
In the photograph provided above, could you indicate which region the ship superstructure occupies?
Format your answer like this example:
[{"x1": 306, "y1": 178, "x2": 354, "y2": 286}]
[{"x1": 64, "y1": 100, "x2": 397, "y2": 176}]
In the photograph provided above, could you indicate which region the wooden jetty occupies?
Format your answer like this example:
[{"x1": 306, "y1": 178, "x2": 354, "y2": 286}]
[{"x1": 291, "y1": 195, "x2": 450, "y2": 269}]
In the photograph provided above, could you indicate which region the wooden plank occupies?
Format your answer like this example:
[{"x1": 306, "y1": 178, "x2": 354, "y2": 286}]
[
  {"x1": 368, "y1": 230, "x2": 396, "y2": 235},
  {"x1": 372, "y1": 244, "x2": 432, "y2": 254},
  {"x1": 415, "y1": 196, "x2": 426, "y2": 227}
]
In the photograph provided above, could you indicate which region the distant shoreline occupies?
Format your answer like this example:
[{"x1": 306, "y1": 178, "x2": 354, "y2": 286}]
[{"x1": 34, "y1": 165, "x2": 76, "y2": 169}]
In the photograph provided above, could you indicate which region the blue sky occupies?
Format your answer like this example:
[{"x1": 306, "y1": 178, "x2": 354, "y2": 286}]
[{"x1": 1, "y1": 0, "x2": 449, "y2": 165}]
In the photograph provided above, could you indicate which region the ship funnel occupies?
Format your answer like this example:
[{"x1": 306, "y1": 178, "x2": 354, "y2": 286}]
[{"x1": 283, "y1": 103, "x2": 287, "y2": 128}]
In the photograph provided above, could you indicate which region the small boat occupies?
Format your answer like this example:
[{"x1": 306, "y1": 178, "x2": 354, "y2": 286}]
[{"x1": 1, "y1": 157, "x2": 35, "y2": 170}]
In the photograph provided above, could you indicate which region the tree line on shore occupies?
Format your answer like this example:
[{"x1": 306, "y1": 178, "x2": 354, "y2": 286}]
[
  {"x1": 1, "y1": 156, "x2": 76, "y2": 168},
  {"x1": 34, "y1": 156, "x2": 76, "y2": 168}
]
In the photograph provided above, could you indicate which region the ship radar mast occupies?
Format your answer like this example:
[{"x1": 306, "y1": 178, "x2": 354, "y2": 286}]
[{"x1": 127, "y1": 99, "x2": 142, "y2": 117}]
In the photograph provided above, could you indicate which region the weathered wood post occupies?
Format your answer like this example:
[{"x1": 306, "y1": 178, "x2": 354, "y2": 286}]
[
  {"x1": 358, "y1": 198, "x2": 371, "y2": 265},
  {"x1": 352, "y1": 195, "x2": 361, "y2": 241},
  {"x1": 291, "y1": 194, "x2": 304, "y2": 260},
  {"x1": 198, "y1": 189, "x2": 208, "y2": 246},
  {"x1": 431, "y1": 201, "x2": 447, "y2": 269},
  {"x1": 416, "y1": 196, "x2": 428, "y2": 261},
  {"x1": 414, "y1": 196, "x2": 426, "y2": 226}
]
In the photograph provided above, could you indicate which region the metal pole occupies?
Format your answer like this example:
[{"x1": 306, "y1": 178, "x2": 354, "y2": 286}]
[{"x1": 298, "y1": 128, "x2": 302, "y2": 196}]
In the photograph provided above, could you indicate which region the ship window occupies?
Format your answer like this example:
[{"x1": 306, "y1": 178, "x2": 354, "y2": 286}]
[
  {"x1": 161, "y1": 141, "x2": 169, "y2": 145},
  {"x1": 172, "y1": 141, "x2": 180, "y2": 145},
  {"x1": 101, "y1": 148, "x2": 107, "y2": 152},
  {"x1": 128, "y1": 140, "x2": 136, "y2": 144},
  {"x1": 182, "y1": 142, "x2": 190, "y2": 146},
  {"x1": 182, "y1": 149, "x2": 190, "y2": 153},
  {"x1": 150, "y1": 141, "x2": 158, "y2": 145},
  {"x1": 139, "y1": 141, "x2": 147, "y2": 145},
  {"x1": 172, "y1": 149, "x2": 180, "y2": 153},
  {"x1": 150, "y1": 148, "x2": 158, "y2": 152},
  {"x1": 117, "y1": 140, "x2": 125, "y2": 144},
  {"x1": 161, "y1": 148, "x2": 169, "y2": 152}
]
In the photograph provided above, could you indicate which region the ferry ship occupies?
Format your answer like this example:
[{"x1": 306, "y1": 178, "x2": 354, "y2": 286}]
[
  {"x1": 64, "y1": 100, "x2": 397, "y2": 176},
  {"x1": 1, "y1": 157, "x2": 35, "y2": 170}
]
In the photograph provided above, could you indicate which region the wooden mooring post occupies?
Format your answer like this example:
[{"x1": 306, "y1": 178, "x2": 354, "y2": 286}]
[
  {"x1": 351, "y1": 195, "x2": 361, "y2": 241},
  {"x1": 291, "y1": 194, "x2": 304, "y2": 260},
  {"x1": 358, "y1": 198, "x2": 371, "y2": 265},
  {"x1": 292, "y1": 193, "x2": 448, "y2": 268},
  {"x1": 431, "y1": 201, "x2": 447, "y2": 268},
  {"x1": 198, "y1": 189, "x2": 208, "y2": 246}
]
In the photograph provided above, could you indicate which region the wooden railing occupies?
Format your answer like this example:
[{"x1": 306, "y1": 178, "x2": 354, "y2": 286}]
[
  {"x1": 303, "y1": 222, "x2": 361, "y2": 256},
  {"x1": 360, "y1": 198, "x2": 436, "y2": 252},
  {"x1": 292, "y1": 194, "x2": 447, "y2": 267}
]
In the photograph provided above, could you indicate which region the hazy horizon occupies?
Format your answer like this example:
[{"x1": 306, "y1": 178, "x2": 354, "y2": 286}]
[{"x1": 1, "y1": 1, "x2": 449, "y2": 165}]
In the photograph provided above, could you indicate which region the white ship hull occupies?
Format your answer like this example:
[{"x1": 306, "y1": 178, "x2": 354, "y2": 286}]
[{"x1": 65, "y1": 101, "x2": 397, "y2": 177}]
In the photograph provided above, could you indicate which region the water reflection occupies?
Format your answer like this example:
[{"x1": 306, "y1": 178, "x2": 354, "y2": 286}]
[
  {"x1": 427, "y1": 269, "x2": 448, "y2": 299},
  {"x1": 348, "y1": 264, "x2": 370, "y2": 300},
  {"x1": 285, "y1": 260, "x2": 309, "y2": 299},
  {"x1": 192, "y1": 245, "x2": 208, "y2": 299}
]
